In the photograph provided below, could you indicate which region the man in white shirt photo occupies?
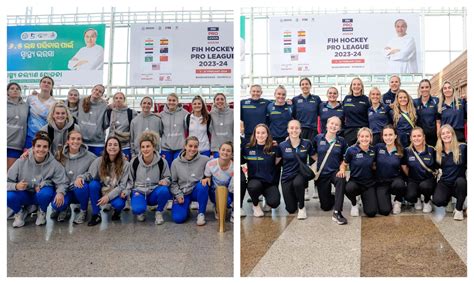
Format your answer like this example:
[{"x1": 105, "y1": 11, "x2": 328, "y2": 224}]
[
  {"x1": 385, "y1": 19, "x2": 418, "y2": 74},
  {"x1": 68, "y1": 28, "x2": 104, "y2": 70}
]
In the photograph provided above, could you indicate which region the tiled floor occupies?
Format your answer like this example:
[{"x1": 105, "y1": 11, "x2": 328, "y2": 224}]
[
  {"x1": 241, "y1": 185, "x2": 467, "y2": 277},
  {"x1": 7, "y1": 204, "x2": 233, "y2": 277}
]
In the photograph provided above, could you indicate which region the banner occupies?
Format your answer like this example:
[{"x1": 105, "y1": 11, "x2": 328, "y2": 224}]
[
  {"x1": 129, "y1": 22, "x2": 233, "y2": 86},
  {"x1": 240, "y1": 16, "x2": 246, "y2": 76},
  {"x1": 269, "y1": 14, "x2": 422, "y2": 75},
  {"x1": 7, "y1": 24, "x2": 106, "y2": 85}
]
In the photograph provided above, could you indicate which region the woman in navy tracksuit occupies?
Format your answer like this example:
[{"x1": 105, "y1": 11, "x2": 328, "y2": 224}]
[
  {"x1": 240, "y1": 84, "x2": 270, "y2": 146},
  {"x1": 414, "y1": 79, "x2": 439, "y2": 147},
  {"x1": 368, "y1": 87, "x2": 392, "y2": 145},
  {"x1": 292, "y1": 78, "x2": 321, "y2": 142},
  {"x1": 437, "y1": 80, "x2": 466, "y2": 142},
  {"x1": 374, "y1": 125, "x2": 406, "y2": 215},
  {"x1": 390, "y1": 89, "x2": 417, "y2": 148},
  {"x1": 342, "y1": 78, "x2": 370, "y2": 146},
  {"x1": 341, "y1": 127, "x2": 377, "y2": 218},
  {"x1": 267, "y1": 85, "x2": 292, "y2": 144},
  {"x1": 277, "y1": 120, "x2": 317, "y2": 220},
  {"x1": 313, "y1": 116, "x2": 348, "y2": 225},
  {"x1": 319, "y1": 87, "x2": 344, "y2": 135},
  {"x1": 432, "y1": 124, "x2": 467, "y2": 220},
  {"x1": 242, "y1": 124, "x2": 281, "y2": 217},
  {"x1": 401, "y1": 127, "x2": 438, "y2": 213}
]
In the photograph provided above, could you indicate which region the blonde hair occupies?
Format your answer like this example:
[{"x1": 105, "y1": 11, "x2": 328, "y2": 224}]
[
  {"x1": 408, "y1": 127, "x2": 426, "y2": 151},
  {"x1": 357, "y1": 127, "x2": 373, "y2": 144},
  {"x1": 368, "y1": 87, "x2": 382, "y2": 105},
  {"x1": 435, "y1": 124, "x2": 461, "y2": 165},
  {"x1": 47, "y1": 101, "x2": 74, "y2": 126},
  {"x1": 113, "y1": 91, "x2": 127, "y2": 107},
  {"x1": 274, "y1": 85, "x2": 287, "y2": 96},
  {"x1": 139, "y1": 131, "x2": 160, "y2": 150},
  {"x1": 437, "y1": 80, "x2": 462, "y2": 114},
  {"x1": 392, "y1": 90, "x2": 417, "y2": 126},
  {"x1": 348, "y1": 77, "x2": 365, "y2": 96}
]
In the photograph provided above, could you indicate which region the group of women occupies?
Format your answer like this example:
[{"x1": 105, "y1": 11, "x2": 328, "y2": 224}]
[
  {"x1": 7, "y1": 77, "x2": 234, "y2": 228},
  {"x1": 240, "y1": 76, "x2": 467, "y2": 224}
]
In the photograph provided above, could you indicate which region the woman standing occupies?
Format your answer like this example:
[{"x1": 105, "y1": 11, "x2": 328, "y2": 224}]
[
  {"x1": 130, "y1": 96, "x2": 162, "y2": 159},
  {"x1": 7, "y1": 82, "x2": 28, "y2": 170},
  {"x1": 368, "y1": 87, "x2": 392, "y2": 145},
  {"x1": 267, "y1": 86, "x2": 293, "y2": 144},
  {"x1": 129, "y1": 132, "x2": 172, "y2": 224},
  {"x1": 319, "y1": 87, "x2": 344, "y2": 135},
  {"x1": 7, "y1": 131, "x2": 68, "y2": 228},
  {"x1": 341, "y1": 127, "x2": 377, "y2": 218},
  {"x1": 342, "y1": 78, "x2": 369, "y2": 146},
  {"x1": 185, "y1": 95, "x2": 211, "y2": 157},
  {"x1": 66, "y1": 88, "x2": 80, "y2": 119},
  {"x1": 374, "y1": 125, "x2": 406, "y2": 215},
  {"x1": 437, "y1": 81, "x2": 466, "y2": 142},
  {"x1": 414, "y1": 79, "x2": 439, "y2": 146},
  {"x1": 80, "y1": 136, "x2": 131, "y2": 226},
  {"x1": 170, "y1": 136, "x2": 210, "y2": 225},
  {"x1": 159, "y1": 93, "x2": 188, "y2": 167},
  {"x1": 313, "y1": 116, "x2": 348, "y2": 225},
  {"x1": 77, "y1": 84, "x2": 108, "y2": 156},
  {"x1": 25, "y1": 76, "x2": 56, "y2": 148},
  {"x1": 209, "y1": 93, "x2": 233, "y2": 158},
  {"x1": 277, "y1": 120, "x2": 317, "y2": 220},
  {"x1": 291, "y1": 78, "x2": 321, "y2": 141},
  {"x1": 242, "y1": 124, "x2": 281, "y2": 217},
  {"x1": 391, "y1": 90, "x2": 417, "y2": 148},
  {"x1": 432, "y1": 125, "x2": 467, "y2": 220},
  {"x1": 106, "y1": 91, "x2": 137, "y2": 160},
  {"x1": 53, "y1": 131, "x2": 97, "y2": 224},
  {"x1": 401, "y1": 127, "x2": 438, "y2": 213}
]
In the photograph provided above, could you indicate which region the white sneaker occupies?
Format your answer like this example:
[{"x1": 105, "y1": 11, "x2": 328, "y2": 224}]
[
  {"x1": 124, "y1": 198, "x2": 131, "y2": 211},
  {"x1": 196, "y1": 213, "x2": 206, "y2": 226},
  {"x1": 166, "y1": 200, "x2": 173, "y2": 210},
  {"x1": 304, "y1": 188, "x2": 310, "y2": 201},
  {"x1": 415, "y1": 198, "x2": 423, "y2": 210},
  {"x1": 297, "y1": 207, "x2": 307, "y2": 220},
  {"x1": 35, "y1": 209, "x2": 46, "y2": 226},
  {"x1": 230, "y1": 210, "x2": 234, "y2": 223},
  {"x1": 25, "y1": 204, "x2": 37, "y2": 215},
  {"x1": 155, "y1": 211, "x2": 164, "y2": 225},
  {"x1": 137, "y1": 213, "x2": 146, "y2": 222},
  {"x1": 392, "y1": 201, "x2": 402, "y2": 215},
  {"x1": 8, "y1": 208, "x2": 15, "y2": 220},
  {"x1": 351, "y1": 205, "x2": 360, "y2": 217},
  {"x1": 12, "y1": 209, "x2": 26, "y2": 228},
  {"x1": 73, "y1": 210, "x2": 87, "y2": 224},
  {"x1": 101, "y1": 203, "x2": 112, "y2": 212},
  {"x1": 312, "y1": 191, "x2": 319, "y2": 199},
  {"x1": 240, "y1": 208, "x2": 246, "y2": 217},
  {"x1": 453, "y1": 209, "x2": 464, "y2": 221},
  {"x1": 253, "y1": 204, "x2": 264, "y2": 217},
  {"x1": 422, "y1": 201, "x2": 432, "y2": 213},
  {"x1": 190, "y1": 201, "x2": 199, "y2": 210},
  {"x1": 446, "y1": 199, "x2": 454, "y2": 213},
  {"x1": 214, "y1": 207, "x2": 219, "y2": 220},
  {"x1": 262, "y1": 201, "x2": 271, "y2": 212}
]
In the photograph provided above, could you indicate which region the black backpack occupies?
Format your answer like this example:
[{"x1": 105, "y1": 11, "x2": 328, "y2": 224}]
[
  {"x1": 47, "y1": 122, "x2": 77, "y2": 144},
  {"x1": 107, "y1": 108, "x2": 133, "y2": 126},
  {"x1": 185, "y1": 113, "x2": 211, "y2": 137},
  {"x1": 131, "y1": 156, "x2": 165, "y2": 181}
]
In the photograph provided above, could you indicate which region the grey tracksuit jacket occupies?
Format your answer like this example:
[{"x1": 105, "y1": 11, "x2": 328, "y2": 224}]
[
  {"x1": 105, "y1": 106, "x2": 138, "y2": 148},
  {"x1": 130, "y1": 112, "x2": 162, "y2": 157},
  {"x1": 170, "y1": 152, "x2": 210, "y2": 199},
  {"x1": 40, "y1": 116, "x2": 81, "y2": 155},
  {"x1": 159, "y1": 105, "x2": 188, "y2": 151},
  {"x1": 77, "y1": 97, "x2": 109, "y2": 147},
  {"x1": 209, "y1": 105, "x2": 234, "y2": 152},
  {"x1": 129, "y1": 151, "x2": 171, "y2": 195},
  {"x1": 7, "y1": 97, "x2": 29, "y2": 151},
  {"x1": 62, "y1": 144, "x2": 97, "y2": 188}
]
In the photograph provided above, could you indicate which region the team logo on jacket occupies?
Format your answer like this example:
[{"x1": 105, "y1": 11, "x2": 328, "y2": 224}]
[
  {"x1": 379, "y1": 149, "x2": 386, "y2": 154},
  {"x1": 409, "y1": 156, "x2": 415, "y2": 161},
  {"x1": 320, "y1": 141, "x2": 326, "y2": 146},
  {"x1": 249, "y1": 150, "x2": 256, "y2": 155},
  {"x1": 322, "y1": 108, "x2": 328, "y2": 112},
  {"x1": 346, "y1": 98, "x2": 352, "y2": 102},
  {"x1": 356, "y1": 153, "x2": 363, "y2": 158},
  {"x1": 245, "y1": 100, "x2": 250, "y2": 104},
  {"x1": 297, "y1": 99, "x2": 303, "y2": 103},
  {"x1": 285, "y1": 148, "x2": 292, "y2": 153}
]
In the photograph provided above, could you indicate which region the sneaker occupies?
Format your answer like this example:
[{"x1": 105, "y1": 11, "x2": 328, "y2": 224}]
[
  {"x1": 230, "y1": 210, "x2": 234, "y2": 223},
  {"x1": 392, "y1": 201, "x2": 402, "y2": 215},
  {"x1": 214, "y1": 207, "x2": 219, "y2": 220},
  {"x1": 124, "y1": 199, "x2": 131, "y2": 211},
  {"x1": 73, "y1": 210, "x2": 87, "y2": 224},
  {"x1": 50, "y1": 209, "x2": 59, "y2": 219},
  {"x1": 35, "y1": 209, "x2": 46, "y2": 226},
  {"x1": 111, "y1": 210, "x2": 121, "y2": 221},
  {"x1": 332, "y1": 211, "x2": 347, "y2": 225},
  {"x1": 297, "y1": 207, "x2": 307, "y2": 220},
  {"x1": 253, "y1": 204, "x2": 264, "y2": 217},
  {"x1": 12, "y1": 209, "x2": 26, "y2": 228},
  {"x1": 446, "y1": 199, "x2": 454, "y2": 213},
  {"x1": 312, "y1": 191, "x2": 319, "y2": 199},
  {"x1": 87, "y1": 214, "x2": 102, "y2": 226},
  {"x1": 190, "y1": 201, "x2": 199, "y2": 210},
  {"x1": 422, "y1": 201, "x2": 432, "y2": 213},
  {"x1": 7, "y1": 208, "x2": 15, "y2": 220},
  {"x1": 453, "y1": 209, "x2": 464, "y2": 221},
  {"x1": 196, "y1": 213, "x2": 206, "y2": 226},
  {"x1": 351, "y1": 205, "x2": 359, "y2": 217},
  {"x1": 166, "y1": 200, "x2": 173, "y2": 210},
  {"x1": 240, "y1": 208, "x2": 246, "y2": 217},
  {"x1": 155, "y1": 211, "x2": 164, "y2": 225},
  {"x1": 137, "y1": 213, "x2": 146, "y2": 222},
  {"x1": 262, "y1": 201, "x2": 271, "y2": 212},
  {"x1": 415, "y1": 198, "x2": 423, "y2": 210},
  {"x1": 102, "y1": 204, "x2": 112, "y2": 212},
  {"x1": 25, "y1": 204, "x2": 37, "y2": 215},
  {"x1": 304, "y1": 188, "x2": 310, "y2": 201},
  {"x1": 57, "y1": 210, "x2": 68, "y2": 222}
]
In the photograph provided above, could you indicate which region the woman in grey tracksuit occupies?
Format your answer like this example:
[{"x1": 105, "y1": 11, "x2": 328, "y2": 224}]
[
  {"x1": 7, "y1": 131, "x2": 68, "y2": 228},
  {"x1": 76, "y1": 84, "x2": 109, "y2": 157},
  {"x1": 170, "y1": 136, "x2": 210, "y2": 225},
  {"x1": 209, "y1": 93, "x2": 233, "y2": 158},
  {"x1": 159, "y1": 93, "x2": 188, "y2": 167},
  {"x1": 129, "y1": 131, "x2": 172, "y2": 225},
  {"x1": 7, "y1": 82, "x2": 28, "y2": 170},
  {"x1": 130, "y1": 96, "x2": 162, "y2": 158},
  {"x1": 105, "y1": 91, "x2": 137, "y2": 161}
]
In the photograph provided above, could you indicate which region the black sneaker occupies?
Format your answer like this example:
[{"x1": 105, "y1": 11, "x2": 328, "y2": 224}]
[
  {"x1": 87, "y1": 214, "x2": 102, "y2": 226},
  {"x1": 50, "y1": 210, "x2": 59, "y2": 219},
  {"x1": 332, "y1": 212, "x2": 347, "y2": 225},
  {"x1": 111, "y1": 210, "x2": 121, "y2": 221}
]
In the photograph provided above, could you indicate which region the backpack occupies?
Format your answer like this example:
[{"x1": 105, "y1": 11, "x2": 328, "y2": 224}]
[
  {"x1": 47, "y1": 123, "x2": 76, "y2": 144},
  {"x1": 185, "y1": 113, "x2": 211, "y2": 138},
  {"x1": 131, "y1": 156, "x2": 164, "y2": 181},
  {"x1": 107, "y1": 108, "x2": 133, "y2": 126}
]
